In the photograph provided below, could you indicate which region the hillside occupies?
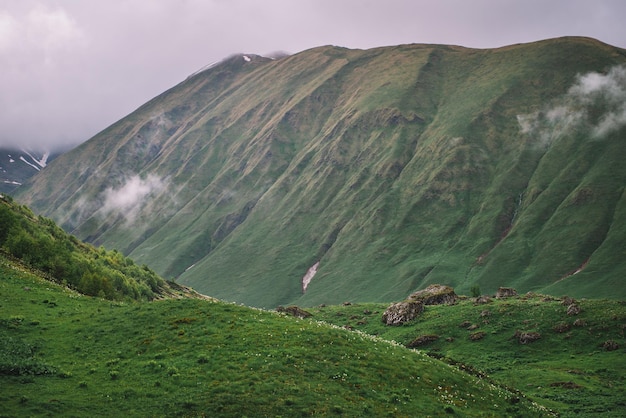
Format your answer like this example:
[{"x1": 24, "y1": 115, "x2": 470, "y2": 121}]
[
  {"x1": 16, "y1": 37, "x2": 626, "y2": 308},
  {"x1": 0, "y1": 254, "x2": 549, "y2": 416},
  {"x1": 0, "y1": 194, "x2": 197, "y2": 301},
  {"x1": 311, "y1": 292, "x2": 626, "y2": 416}
]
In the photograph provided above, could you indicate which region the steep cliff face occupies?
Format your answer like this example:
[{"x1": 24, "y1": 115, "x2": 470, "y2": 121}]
[{"x1": 17, "y1": 37, "x2": 626, "y2": 307}]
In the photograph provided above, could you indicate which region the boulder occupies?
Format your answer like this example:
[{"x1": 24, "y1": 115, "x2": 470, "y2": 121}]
[
  {"x1": 514, "y1": 330, "x2": 541, "y2": 344},
  {"x1": 275, "y1": 305, "x2": 312, "y2": 319},
  {"x1": 408, "y1": 284, "x2": 458, "y2": 305},
  {"x1": 469, "y1": 331, "x2": 486, "y2": 341},
  {"x1": 407, "y1": 334, "x2": 440, "y2": 347},
  {"x1": 567, "y1": 303, "x2": 582, "y2": 316},
  {"x1": 473, "y1": 295, "x2": 492, "y2": 304},
  {"x1": 495, "y1": 287, "x2": 518, "y2": 299},
  {"x1": 382, "y1": 300, "x2": 424, "y2": 326},
  {"x1": 601, "y1": 340, "x2": 619, "y2": 351}
]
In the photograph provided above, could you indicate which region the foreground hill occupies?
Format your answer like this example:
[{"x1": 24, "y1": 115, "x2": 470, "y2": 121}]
[
  {"x1": 16, "y1": 37, "x2": 626, "y2": 307},
  {"x1": 0, "y1": 255, "x2": 549, "y2": 417},
  {"x1": 0, "y1": 194, "x2": 196, "y2": 301},
  {"x1": 311, "y1": 293, "x2": 626, "y2": 417}
]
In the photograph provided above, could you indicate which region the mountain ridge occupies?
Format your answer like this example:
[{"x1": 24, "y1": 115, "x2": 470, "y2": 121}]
[{"x1": 16, "y1": 36, "x2": 626, "y2": 307}]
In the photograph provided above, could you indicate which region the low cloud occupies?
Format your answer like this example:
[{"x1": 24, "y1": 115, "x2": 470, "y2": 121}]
[
  {"x1": 518, "y1": 64, "x2": 626, "y2": 146},
  {"x1": 101, "y1": 174, "x2": 167, "y2": 224}
]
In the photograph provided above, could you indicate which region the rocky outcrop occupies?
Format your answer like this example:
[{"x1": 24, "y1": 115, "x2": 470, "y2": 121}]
[
  {"x1": 276, "y1": 305, "x2": 312, "y2": 319},
  {"x1": 514, "y1": 330, "x2": 541, "y2": 344},
  {"x1": 407, "y1": 334, "x2": 440, "y2": 347},
  {"x1": 382, "y1": 300, "x2": 424, "y2": 326},
  {"x1": 601, "y1": 340, "x2": 619, "y2": 351},
  {"x1": 469, "y1": 331, "x2": 486, "y2": 341},
  {"x1": 408, "y1": 284, "x2": 458, "y2": 305},
  {"x1": 495, "y1": 287, "x2": 518, "y2": 299},
  {"x1": 473, "y1": 295, "x2": 492, "y2": 304},
  {"x1": 566, "y1": 304, "x2": 582, "y2": 316}
]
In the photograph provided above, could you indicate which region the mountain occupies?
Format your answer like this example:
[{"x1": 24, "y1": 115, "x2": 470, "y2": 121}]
[
  {"x1": 0, "y1": 148, "x2": 60, "y2": 194},
  {"x1": 15, "y1": 37, "x2": 626, "y2": 308}
]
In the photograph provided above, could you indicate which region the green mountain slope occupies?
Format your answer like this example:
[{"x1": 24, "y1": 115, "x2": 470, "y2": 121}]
[
  {"x1": 0, "y1": 255, "x2": 550, "y2": 417},
  {"x1": 0, "y1": 194, "x2": 196, "y2": 301},
  {"x1": 16, "y1": 37, "x2": 626, "y2": 307}
]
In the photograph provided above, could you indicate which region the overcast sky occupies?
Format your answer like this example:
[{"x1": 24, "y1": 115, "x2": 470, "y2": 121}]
[{"x1": 1, "y1": 0, "x2": 625, "y2": 151}]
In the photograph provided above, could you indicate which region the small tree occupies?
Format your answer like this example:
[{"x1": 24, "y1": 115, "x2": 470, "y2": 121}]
[{"x1": 470, "y1": 285, "x2": 481, "y2": 298}]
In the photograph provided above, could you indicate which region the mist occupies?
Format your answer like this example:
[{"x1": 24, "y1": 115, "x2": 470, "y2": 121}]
[
  {"x1": 518, "y1": 64, "x2": 626, "y2": 146},
  {"x1": 101, "y1": 174, "x2": 168, "y2": 225},
  {"x1": 2, "y1": 1, "x2": 626, "y2": 152}
]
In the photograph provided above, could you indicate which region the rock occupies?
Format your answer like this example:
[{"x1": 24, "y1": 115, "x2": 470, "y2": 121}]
[
  {"x1": 495, "y1": 287, "x2": 518, "y2": 299},
  {"x1": 473, "y1": 295, "x2": 492, "y2": 304},
  {"x1": 407, "y1": 334, "x2": 440, "y2": 347},
  {"x1": 480, "y1": 310, "x2": 491, "y2": 317},
  {"x1": 553, "y1": 322, "x2": 571, "y2": 333},
  {"x1": 469, "y1": 331, "x2": 486, "y2": 341},
  {"x1": 275, "y1": 305, "x2": 312, "y2": 319},
  {"x1": 382, "y1": 300, "x2": 424, "y2": 326},
  {"x1": 561, "y1": 296, "x2": 576, "y2": 306},
  {"x1": 514, "y1": 330, "x2": 541, "y2": 344},
  {"x1": 601, "y1": 340, "x2": 619, "y2": 351},
  {"x1": 550, "y1": 381, "x2": 583, "y2": 389},
  {"x1": 467, "y1": 324, "x2": 480, "y2": 331},
  {"x1": 567, "y1": 304, "x2": 582, "y2": 316},
  {"x1": 408, "y1": 284, "x2": 458, "y2": 305},
  {"x1": 573, "y1": 318, "x2": 587, "y2": 327}
]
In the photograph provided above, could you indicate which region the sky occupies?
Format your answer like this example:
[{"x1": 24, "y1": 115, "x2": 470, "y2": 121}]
[{"x1": 1, "y1": 0, "x2": 625, "y2": 151}]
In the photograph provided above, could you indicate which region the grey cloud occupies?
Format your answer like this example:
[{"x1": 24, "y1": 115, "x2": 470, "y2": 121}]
[{"x1": 1, "y1": 0, "x2": 626, "y2": 151}]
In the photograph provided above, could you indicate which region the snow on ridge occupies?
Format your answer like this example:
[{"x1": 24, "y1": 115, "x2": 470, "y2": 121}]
[
  {"x1": 19, "y1": 156, "x2": 41, "y2": 171},
  {"x1": 21, "y1": 149, "x2": 50, "y2": 168},
  {"x1": 243, "y1": 55, "x2": 251, "y2": 62}
]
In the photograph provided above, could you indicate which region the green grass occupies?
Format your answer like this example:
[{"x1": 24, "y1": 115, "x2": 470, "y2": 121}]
[
  {"x1": 0, "y1": 256, "x2": 551, "y2": 417},
  {"x1": 309, "y1": 294, "x2": 626, "y2": 417}
]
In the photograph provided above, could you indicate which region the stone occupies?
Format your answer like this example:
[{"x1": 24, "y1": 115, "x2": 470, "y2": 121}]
[
  {"x1": 275, "y1": 305, "x2": 312, "y2": 319},
  {"x1": 407, "y1": 334, "x2": 440, "y2": 347},
  {"x1": 382, "y1": 300, "x2": 424, "y2": 326},
  {"x1": 602, "y1": 340, "x2": 619, "y2": 351},
  {"x1": 474, "y1": 295, "x2": 492, "y2": 304},
  {"x1": 469, "y1": 331, "x2": 486, "y2": 341},
  {"x1": 567, "y1": 304, "x2": 582, "y2": 316},
  {"x1": 514, "y1": 330, "x2": 541, "y2": 344},
  {"x1": 495, "y1": 287, "x2": 518, "y2": 299},
  {"x1": 408, "y1": 284, "x2": 458, "y2": 305}
]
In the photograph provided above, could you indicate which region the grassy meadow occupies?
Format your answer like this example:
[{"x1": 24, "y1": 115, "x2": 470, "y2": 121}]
[
  {"x1": 310, "y1": 294, "x2": 626, "y2": 416},
  {"x1": 0, "y1": 256, "x2": 551, "y2": 417}
]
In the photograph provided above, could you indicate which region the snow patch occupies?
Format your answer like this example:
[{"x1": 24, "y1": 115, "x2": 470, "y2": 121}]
[
  {"x1": 243, "y1": 55, "x2": 251, "y2": 62},
  {"x1": 22, "y1": 149, "x2": 50, "y2": 168},
  {"x1": 19, "y1": 156, "x2": 40, "y2": 171},
  {"x1": 301, "y1": 261, "x2": 320, "y2": 293}
]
